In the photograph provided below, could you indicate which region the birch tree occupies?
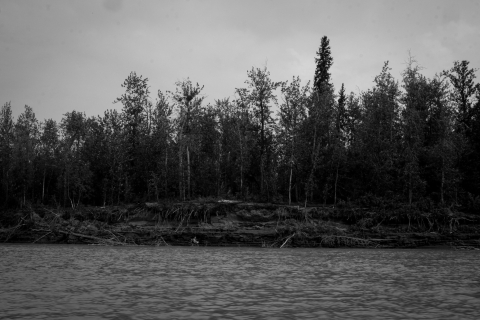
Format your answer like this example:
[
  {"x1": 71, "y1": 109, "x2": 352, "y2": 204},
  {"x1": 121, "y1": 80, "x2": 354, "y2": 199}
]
[
  {"x1": 278, "y1": 76, "x2": 309, "y2": 204},
  {"x1": 237, "y1": 66, "x2": 281, "y2": 200},
  {"x1": 171, "y1": 79, "x2": 204, "y2": 200}
]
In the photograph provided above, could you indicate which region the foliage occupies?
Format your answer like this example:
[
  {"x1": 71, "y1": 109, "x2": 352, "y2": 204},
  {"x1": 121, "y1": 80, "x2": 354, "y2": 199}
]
[{"x1": 1, "y1": 36, "x2": 480, "y2": 219}]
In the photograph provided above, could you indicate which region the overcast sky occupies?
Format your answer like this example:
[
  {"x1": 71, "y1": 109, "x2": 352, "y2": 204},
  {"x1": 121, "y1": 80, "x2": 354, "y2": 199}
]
[{"x1": 1, "y1": 0, "x2": 480, "y2": 122}]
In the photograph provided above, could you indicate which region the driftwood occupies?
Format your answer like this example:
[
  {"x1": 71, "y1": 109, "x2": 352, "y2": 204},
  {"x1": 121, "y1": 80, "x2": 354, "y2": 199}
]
[
  {"x1": 3, "y1": 202, "x2": 480, "y2": 248},
  {"x1": 2, "y1": 215, "x2": 28, "y2": 243},
  {"x1": 320, "y1": 235, "x2": 378, "y2": 247},
  {"x1": 280, "y1": 233, "x2": 296, "y2": 248},
  {"x1": 156, "y1": 235, "x2": 169, "y2": 246},
  {"x1": 58, "y1": 230, "x2": 125, "y2": 246},
  {"x1": 33, "y1": 231, "x2": 53, "y2": 244}
]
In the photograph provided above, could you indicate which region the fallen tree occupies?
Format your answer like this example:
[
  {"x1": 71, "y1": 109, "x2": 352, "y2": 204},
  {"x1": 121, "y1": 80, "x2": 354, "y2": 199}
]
[{"x1": 0, "y1": 201, "x2": 479, "y2": 249}]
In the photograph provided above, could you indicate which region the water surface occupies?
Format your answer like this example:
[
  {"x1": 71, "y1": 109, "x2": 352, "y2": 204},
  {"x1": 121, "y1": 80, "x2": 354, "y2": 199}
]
[{"x1": 1, "y1": 244, "x2": 479, "y2": 319}]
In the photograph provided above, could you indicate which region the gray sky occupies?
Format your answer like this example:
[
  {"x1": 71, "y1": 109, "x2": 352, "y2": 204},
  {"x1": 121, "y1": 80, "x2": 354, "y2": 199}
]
[{"x1": 1, "y1": 0, "x2": 480, "y2": 122}]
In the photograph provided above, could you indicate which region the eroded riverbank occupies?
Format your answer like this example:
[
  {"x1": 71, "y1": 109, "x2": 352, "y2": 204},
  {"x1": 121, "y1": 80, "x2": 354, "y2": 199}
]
[{"x1": 1, "y1": 201, "x2": 480, "y2": 249}]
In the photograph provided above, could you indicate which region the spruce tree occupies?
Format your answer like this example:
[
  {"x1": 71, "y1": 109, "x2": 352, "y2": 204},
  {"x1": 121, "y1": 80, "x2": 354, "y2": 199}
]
[
  {"x1": 305, "y1": 36, "x2": 335, "y2": 206},
  {"x1": 336, "y1": 83, "x2": 347, "y2": 134},
  {"x1": 114, "y1": 72, "x2": 151, "y2": 200},
  {"x1": 443, "y1": 60, "x2": 478, "y2": 134},
  {"x1": 313, "y1": 36, "x2": 333, "y2": 94},
  {"x1": 444, "y1": 61, "x2": 480, "y2": 199}
]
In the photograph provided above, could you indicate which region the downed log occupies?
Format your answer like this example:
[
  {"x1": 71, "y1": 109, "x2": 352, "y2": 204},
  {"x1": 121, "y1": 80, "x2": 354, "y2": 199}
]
[
  {"x1": 320, "y1": 235, "x2": 377, "y2": 247},
  {"x1": 2, "y1": 215, "x2": 28, "y2": 243},
  {"x1": 58, "y1": 230, "x2": 125, "y2": 246},
  {"x1": 33, "y1": 231, "x2": 53, "y2": 244},
  {"x1": 280, "y1": 233, "x2": 296, "y2": 248}
]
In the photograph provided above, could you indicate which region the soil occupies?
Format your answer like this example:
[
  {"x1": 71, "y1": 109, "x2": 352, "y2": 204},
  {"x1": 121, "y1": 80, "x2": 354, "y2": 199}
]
[{"x1": 1, "y1": 201, "x2": 480, "y2": 249}]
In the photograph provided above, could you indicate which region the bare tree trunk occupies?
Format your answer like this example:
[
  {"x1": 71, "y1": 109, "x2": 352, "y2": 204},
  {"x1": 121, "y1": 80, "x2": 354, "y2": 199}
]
[
  {"x1": 117, "y1": 176, "x2": 121, "y2": 205},
  {"x1": 237, "y1": 121, "x2": 244, "y2": 199},
  {"x1": 216, "y1": 142, "x2": 221, "y2": 198},
  {"x1": 124, "y1": 175, "x2": 128, "y2": 202},
  {"x1": 240, "y1": 140, "x2": 244, "y2": 199},
  {"x1": 179, "y1": 146, "x2": 184, "y2": 201},
  {"x1": 164, "y1": 148, "x2": 168, "y2": 198},
  {"x1": 64, "y1": 172, "x2": 67, "y2": 207},
  {"x1": 408, "y1": 172, "x2": 412, "y2": 206},
  {"x1": 103, "y1": 187, "x2": 106, "y2": 207},
  {"x1": 187, "y1": 145, "x2": 191, "y2": 199},
  {"x1": 76, "y1": 190, "x2": 81, "y2": 209},
  {"x1": 295, "y1": 182, "x2": 298, "y2": 204},
  {"x1": 306, "y1": 124, "x2": 318, "y2": 206},
  {"x1": 42, "y1": 168, "x2": 46, "y2": 203},
  {"x1": 306, "y1": 125, "x2": 320, "y2": 209},
  {"x1": 260, "y1": 101, "x2": 265, "y2": 198},
  {"x1": 441, "y1": 158, "x2": 445, "y2": 205},
  {"x1": 288, "y1": 163, "x2": 293, "y2": 205},
  {"x1": 259, "y1": 145, "x2": 264, "y2": 200},
  {"x1": 334, "y1": 164, "x2": 339, "y2": 207},
  {"x1": 3, "y1": 169, "x2": 8, "y2": 206},
  {"x1": 240, "y1": 161, "x2": 244, "y2": 199}
]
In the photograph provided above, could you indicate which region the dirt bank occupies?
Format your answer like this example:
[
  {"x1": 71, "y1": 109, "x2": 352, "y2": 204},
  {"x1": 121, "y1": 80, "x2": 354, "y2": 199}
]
[{"x1": 1, "y1": 201, "x2": 479, "y2": 249}]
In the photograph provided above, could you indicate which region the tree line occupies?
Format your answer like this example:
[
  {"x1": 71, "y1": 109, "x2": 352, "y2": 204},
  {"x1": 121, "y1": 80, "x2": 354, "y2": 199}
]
[{"x1": 1, "y1": 36, "x2": 480, "y2": 211}]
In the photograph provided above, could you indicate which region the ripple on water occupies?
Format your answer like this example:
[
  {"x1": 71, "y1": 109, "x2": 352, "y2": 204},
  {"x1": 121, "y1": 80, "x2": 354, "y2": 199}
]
[{"x1": 0, "y1": 245, "x2": 479, "y2": 319}]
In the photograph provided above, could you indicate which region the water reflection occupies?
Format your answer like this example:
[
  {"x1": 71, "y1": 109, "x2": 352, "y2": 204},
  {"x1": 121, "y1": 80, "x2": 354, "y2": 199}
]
[{"x1": 1, "y1": 245, "x2": 479, "y2": 319}]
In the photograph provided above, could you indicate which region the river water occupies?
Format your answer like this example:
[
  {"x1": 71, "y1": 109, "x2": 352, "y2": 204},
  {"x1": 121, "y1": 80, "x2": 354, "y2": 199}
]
[{"x1": 0, "y1": 245, "x2": 479, "y2": 319}]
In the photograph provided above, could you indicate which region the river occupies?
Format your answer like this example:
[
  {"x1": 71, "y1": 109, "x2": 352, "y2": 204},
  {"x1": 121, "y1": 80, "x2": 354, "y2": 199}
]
[{"x1": 0, "y1": 244, "x2": 479, "y2": 319}]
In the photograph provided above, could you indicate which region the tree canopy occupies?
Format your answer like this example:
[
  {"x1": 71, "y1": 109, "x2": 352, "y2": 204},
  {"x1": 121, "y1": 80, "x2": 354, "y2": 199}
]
[{"x1": 1, "y1": 36, "x2": 480, "y2": 214}]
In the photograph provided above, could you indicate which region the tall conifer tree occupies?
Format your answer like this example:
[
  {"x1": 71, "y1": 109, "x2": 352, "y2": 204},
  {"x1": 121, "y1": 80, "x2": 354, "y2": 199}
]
[
  {"x1": 305, "y1": 36, "x2": 335, "y2": 206},
  {"x1": 313, "y1": 36, "x2": 333, "y2": 94}
]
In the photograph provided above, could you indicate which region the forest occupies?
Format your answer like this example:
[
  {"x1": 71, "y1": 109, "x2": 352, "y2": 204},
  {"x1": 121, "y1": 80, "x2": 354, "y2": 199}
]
[{"x1": 1, "y1": 36, "x2": 480, "y2": 215}]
